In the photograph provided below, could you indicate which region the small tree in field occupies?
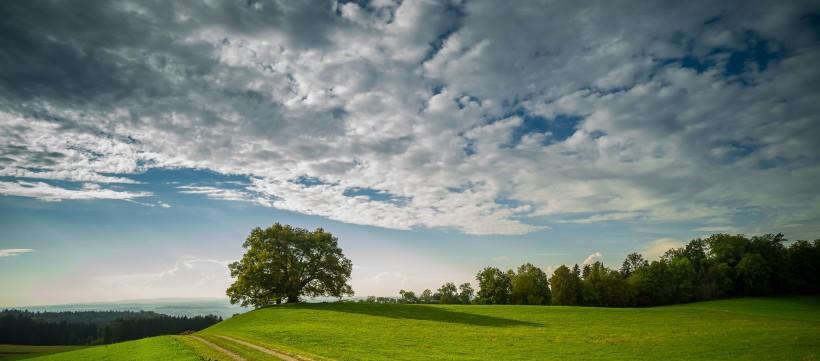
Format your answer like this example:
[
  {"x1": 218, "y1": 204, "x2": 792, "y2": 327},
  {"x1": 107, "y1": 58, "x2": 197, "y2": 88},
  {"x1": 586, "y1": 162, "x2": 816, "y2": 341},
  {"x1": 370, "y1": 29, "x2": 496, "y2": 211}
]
[
  {"x1": 510, "y1": 263, "x2": 551, "y2": 305},
  {"x1": 438, "y1": 282, "x2": 459, "y2": 304},
  {"x1": 227, "y1": 223, "x2": 354, "y2": 307},
  {"x1": 458, "y1": 283, "x2": 474, "y2": 304},
  {"x1": 399, "y1": 289, "x2": 418, "y2": 303},
  {"x1": 475, "y1": 267, "x2": 511, "y2": 304},
  {"x1": 420, "y1": 289, "x2": 434, "y2": 303}
]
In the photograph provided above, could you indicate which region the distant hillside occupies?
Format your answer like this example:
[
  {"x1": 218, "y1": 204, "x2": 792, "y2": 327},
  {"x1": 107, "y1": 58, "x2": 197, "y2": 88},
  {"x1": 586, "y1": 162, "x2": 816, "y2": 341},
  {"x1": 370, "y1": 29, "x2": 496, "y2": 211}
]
[{"x1": 11, "y1": 298, "x2": 250, "y2": 319}]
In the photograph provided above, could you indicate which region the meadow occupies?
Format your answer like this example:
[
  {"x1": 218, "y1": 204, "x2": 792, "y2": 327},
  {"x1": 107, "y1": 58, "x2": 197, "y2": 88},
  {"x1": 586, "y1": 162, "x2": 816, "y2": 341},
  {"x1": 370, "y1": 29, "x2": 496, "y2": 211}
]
[
  {"x1": 0, "y1": 345, "x2": 84, "y2": 360},
  {"x1": 25, "y1": 296, "x2": 820, "y2": 361}
]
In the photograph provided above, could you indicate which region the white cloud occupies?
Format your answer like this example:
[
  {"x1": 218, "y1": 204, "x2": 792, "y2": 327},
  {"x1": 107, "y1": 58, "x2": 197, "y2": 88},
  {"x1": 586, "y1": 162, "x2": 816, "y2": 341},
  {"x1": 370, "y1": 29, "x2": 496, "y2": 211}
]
[
  {"x1": 176, "y1": 185, "x2": 272, "y2": 206},
  {"x1": 557, "y1": 212, "x2": 642, "y2": 224},
  {"x1": 0, "y1": 181, "x2": 151, "y2": 202},
  {"x1": 642, "y1": 238, "x2": 686, "y2": 260},
  {"x1": 583, "y1": 251, "x2": 603, "y2": 265},
  {"x1": 1, "y1": 0, "x2": 818, "y2": 237},
  {"x1": 85, "y1": 258, "x2": 236, "y2": 300},
  {"x1": 0, "y1": 249, "x2": 35, "y2": 257},
  {"x1": 692, "y1": 226, "x2": 739, "y2": 233}
]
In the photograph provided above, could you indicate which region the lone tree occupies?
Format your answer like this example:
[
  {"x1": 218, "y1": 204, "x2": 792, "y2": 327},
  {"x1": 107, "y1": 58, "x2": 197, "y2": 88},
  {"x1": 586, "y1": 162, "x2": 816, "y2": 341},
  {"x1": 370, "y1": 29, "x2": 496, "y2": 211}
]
[{"x1": 227, "y1": 223, "x2": 354, "y2": 307}]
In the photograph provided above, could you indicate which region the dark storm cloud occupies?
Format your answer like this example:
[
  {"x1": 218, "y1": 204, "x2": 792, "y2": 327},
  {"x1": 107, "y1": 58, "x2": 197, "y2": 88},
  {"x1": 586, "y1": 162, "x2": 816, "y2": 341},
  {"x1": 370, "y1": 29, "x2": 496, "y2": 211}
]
[{"x1": 0, "y1": 1, "x2": 346, "y2": 131}]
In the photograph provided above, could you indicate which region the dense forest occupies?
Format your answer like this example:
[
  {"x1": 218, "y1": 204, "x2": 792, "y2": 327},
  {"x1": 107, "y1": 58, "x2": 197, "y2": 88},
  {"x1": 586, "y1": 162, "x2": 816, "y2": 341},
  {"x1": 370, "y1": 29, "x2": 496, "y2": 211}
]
[
  {"x1": 383, "y1": 234, "x2": 819, "y2": 307},
  {"x1": 0, "y1": 310, "x2": 220, "y2": 345}
]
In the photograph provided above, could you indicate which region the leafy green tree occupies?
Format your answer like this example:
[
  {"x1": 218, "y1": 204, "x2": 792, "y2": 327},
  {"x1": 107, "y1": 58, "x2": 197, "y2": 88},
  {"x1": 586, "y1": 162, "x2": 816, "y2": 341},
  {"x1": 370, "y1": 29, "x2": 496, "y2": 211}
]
[
  {"x1": 438, "y1": 282, "x2": 459, "y2": 304},
  {"x1": 629, "y1": 260, "x2": 674, "y2": 306},
  {"x1": 420, "y1": 289, "x2": 434, "y2": 304},
  {"x1": 749, "y1": 234, "x2": 788, "y2": 293},
  {"x1": 399, "y1": 289, "x2": 418, "y2": 303},
  {"x1": 787, "y1": 240, "x2": 820, "y2": 293},
  {"x1": 475, "y1": 267, "x2": 512, "y2": 304},
  {"x1": 682, "y1": 239, "x2": 708, "y2": 277},
  {"x1": 736, "y1": 253, "x2": 769, "y2": 295},
  {"x1": 581, "y1": 262, "x2": 634, "y2": 307},
  {"x1": 620, "y1": 253, "x2": 648, "y2": 278},
  {"x1": 705, "y1": 234, "x2": 750, "y2": 268},
  {"x1": 667, "y1": 256, "x2": 695, "y2": 303},
  {"x1": 699, "y1": 261, "x2": 733, "y2": 299},
  {"x1": 458, "y1": 283, "x2": 474, "y2": 304},
  {"x1": 227, "y1": 223, "x2": 353, "y2": 307},
  {"x1": 510, "y1": 263, "x2": 551, "y2": 305},
  {"x1": 472, "y1": 233, "x2": 820, "y2": 308},
  {"x1": 550, "y1": 265, "x2": 582, "y2": 306}
]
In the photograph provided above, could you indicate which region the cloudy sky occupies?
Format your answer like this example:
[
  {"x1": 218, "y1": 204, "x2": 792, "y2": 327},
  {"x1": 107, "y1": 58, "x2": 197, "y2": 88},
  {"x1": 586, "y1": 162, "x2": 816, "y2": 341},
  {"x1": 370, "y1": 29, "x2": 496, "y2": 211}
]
[{"x1": 1, "y1": 0, "x2": 819, "y2": 306}]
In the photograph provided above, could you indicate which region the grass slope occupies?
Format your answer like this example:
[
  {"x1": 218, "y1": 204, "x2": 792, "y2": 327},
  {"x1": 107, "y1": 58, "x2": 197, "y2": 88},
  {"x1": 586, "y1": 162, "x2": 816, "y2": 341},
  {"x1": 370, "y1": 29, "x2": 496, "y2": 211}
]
[
  {"x1": 204, "y1": 296, "x2": 820, "y2": 361},
  {"x1": 0, "y1": 345, "x2": 85, "y2": 360},
  {"x1": 28, "y1": 337, "x2": 202, "y2": 361},
  {"x1": 29, "y1": 296, "x2": 820, "y2": 361}
]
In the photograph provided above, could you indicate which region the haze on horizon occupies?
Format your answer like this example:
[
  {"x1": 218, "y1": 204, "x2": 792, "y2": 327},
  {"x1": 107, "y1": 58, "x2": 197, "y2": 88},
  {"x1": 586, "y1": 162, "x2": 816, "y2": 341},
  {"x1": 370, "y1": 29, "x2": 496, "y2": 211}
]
[{"x1": 1, "y1": 0, "x2": 819, "y2": 307}]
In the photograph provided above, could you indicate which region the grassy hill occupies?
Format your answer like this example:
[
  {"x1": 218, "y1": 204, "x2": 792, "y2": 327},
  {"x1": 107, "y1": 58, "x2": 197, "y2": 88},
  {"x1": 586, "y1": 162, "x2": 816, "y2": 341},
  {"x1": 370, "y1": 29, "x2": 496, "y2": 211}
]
[
  {"x1": 0, "y1": 345, "x2": 85, "y2": 360},
  {"x1": 26, "y1": 296, "x2": 820, "y2": 360}
]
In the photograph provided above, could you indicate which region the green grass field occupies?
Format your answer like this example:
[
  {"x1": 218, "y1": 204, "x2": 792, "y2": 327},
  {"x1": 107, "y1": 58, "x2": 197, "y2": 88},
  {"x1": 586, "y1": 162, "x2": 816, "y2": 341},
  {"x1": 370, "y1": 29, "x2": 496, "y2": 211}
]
[
  {"x1": 27, "y1": 296, "x2": 820, "y2": 360},
  {"x1": 0, "y1": 345, "x2": 85, "y2": 360}
]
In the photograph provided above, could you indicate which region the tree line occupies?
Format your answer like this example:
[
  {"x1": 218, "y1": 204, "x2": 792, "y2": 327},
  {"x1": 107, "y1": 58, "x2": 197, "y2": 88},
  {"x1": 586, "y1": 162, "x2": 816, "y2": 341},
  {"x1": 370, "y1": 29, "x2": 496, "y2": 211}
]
[
  {"x1": 0, "y1": 310, "x2": 220, "y2": 345},
  {"x1": 365, "y1": 234, "x2": 819, "y2": 307}
]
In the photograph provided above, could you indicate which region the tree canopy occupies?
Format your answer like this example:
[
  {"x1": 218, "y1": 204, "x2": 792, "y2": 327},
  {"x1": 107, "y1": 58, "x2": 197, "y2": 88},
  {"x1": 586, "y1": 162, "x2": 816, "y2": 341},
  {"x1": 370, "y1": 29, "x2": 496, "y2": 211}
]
[
  {"x1": 475, "y1": 267, "x2": 512, "y2": 305},
  {"x1": 510, "y1": 263, "x2": 551, "y2": 305},
  {"x1": 227, "y1": 223, "x2": 353, "y2": 307},
  {"x1": 363, "y1": 232, "x2": 817, "y2": 308}
]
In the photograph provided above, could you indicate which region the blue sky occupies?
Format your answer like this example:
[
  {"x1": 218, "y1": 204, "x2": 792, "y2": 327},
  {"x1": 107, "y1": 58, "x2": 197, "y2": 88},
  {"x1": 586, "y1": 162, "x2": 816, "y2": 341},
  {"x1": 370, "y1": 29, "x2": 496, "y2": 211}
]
[{"x1": 1, "y1": 0, "x2": 819, "y2": 306}]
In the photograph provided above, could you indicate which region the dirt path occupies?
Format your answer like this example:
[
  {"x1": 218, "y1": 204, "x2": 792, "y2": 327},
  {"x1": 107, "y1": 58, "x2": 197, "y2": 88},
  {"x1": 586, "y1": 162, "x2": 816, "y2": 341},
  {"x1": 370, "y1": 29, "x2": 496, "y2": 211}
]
[
  {"x1": 216, "y1": 335, "x2": 305, "y2": 361},
  {"x1": 189, "y1": 335, "x2": 245, "y2": 361}
]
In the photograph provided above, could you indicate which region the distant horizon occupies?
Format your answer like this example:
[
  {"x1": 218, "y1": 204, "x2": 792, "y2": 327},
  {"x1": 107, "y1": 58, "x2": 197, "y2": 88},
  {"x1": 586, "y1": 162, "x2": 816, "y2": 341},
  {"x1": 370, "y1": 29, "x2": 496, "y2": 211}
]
[
  {"x1": 3, "y1": 294, "x2": 400, "y2": 309},
  {"x1": 2, "y1": 297, "x2": 233, "y2": 309}
]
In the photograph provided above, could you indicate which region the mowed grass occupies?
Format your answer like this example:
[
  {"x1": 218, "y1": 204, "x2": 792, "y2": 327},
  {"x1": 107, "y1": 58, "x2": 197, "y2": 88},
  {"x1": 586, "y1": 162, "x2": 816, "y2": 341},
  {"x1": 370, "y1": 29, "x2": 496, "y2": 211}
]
[
  {"x1": 27, "y1": 296, "x2": 820, "y2": 360},
  {"x1": 203, "y1": 296, "x2": 820, "y2": 361}
]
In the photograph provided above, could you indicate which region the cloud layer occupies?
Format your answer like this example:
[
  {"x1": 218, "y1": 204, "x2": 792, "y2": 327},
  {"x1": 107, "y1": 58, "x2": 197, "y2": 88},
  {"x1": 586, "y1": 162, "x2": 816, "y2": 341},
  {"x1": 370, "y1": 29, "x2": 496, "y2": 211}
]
[
  {"x1": 0, "y1": 249, "x2": 35, "y2": 257},
  {"x1": 1, "y1": 0, "x2": 819, "y2": 236}
]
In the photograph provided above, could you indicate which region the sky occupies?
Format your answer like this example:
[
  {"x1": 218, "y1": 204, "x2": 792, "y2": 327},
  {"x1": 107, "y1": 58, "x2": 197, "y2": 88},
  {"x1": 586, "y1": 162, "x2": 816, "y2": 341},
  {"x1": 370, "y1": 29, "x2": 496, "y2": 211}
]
[{"x1": 1, "y1": 0, "x2": 819, "y2": 307}]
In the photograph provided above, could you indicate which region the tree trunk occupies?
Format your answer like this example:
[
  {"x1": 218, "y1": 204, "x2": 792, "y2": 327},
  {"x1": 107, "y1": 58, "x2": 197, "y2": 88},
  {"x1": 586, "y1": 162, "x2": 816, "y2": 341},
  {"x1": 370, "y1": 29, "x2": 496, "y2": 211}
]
[{"x1": 286, "y1": 295, "x2": 299, "y2": 303}]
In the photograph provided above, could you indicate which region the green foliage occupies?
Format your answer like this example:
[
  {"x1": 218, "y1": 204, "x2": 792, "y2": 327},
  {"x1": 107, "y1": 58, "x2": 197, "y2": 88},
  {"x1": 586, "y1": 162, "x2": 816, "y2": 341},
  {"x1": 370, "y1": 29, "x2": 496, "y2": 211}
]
[
  {"x1": 398, "y1": 290, "x2": 418, "y2": 304},
  {"x1": 396, "y1": 282, "x2": 473, "y2": 305},
  {"x1": 736, "y1": 253, "x2": 769, "y2": 295},
  {"x1": 788, "y1": 240, "x2": 820, "y2": 293},
  {"x1": 510, "y1": 263, "x2": 551, "y2": 305},
  {"x1": 420, "y1": 289, "x2": 434, "y2": 304},
  {"x1": 581, "y1": 262, "x2": 634, "y2": 307},
  {"x1": 549, "y1": 265, "x2": 582, "y2": 306},
  {"x1": 226, "y1": 223, "x2": 353, "y2": 307},
  {"x1": 457, "y1": 283, "x2": 474, "y2": 304},
  {"x1": 620, "y1": 253, "x2": 647, "y2": 278},
  {"x1": 474, "y1": 267, "x2": 511, "y2": 304},
  {"x1": 437, "y1": 283, "x2": 459, "y2": 304},
  {"x1": 392, "y1": 233, "x2": 815, "y2": 309},
  {"x1": 614, "y1": 233, "x2": 818, "y2": 307},
  {"x1": 0, "y1": 310, "x2": 219, "y2": 346}
]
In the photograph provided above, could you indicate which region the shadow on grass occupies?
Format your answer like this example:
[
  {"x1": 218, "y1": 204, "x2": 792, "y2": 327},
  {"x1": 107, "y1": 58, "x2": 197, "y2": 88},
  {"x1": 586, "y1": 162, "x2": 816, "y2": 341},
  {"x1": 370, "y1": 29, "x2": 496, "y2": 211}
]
[{"x1": 292, "y1": 303, "x2": 539, "y2": 328}]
